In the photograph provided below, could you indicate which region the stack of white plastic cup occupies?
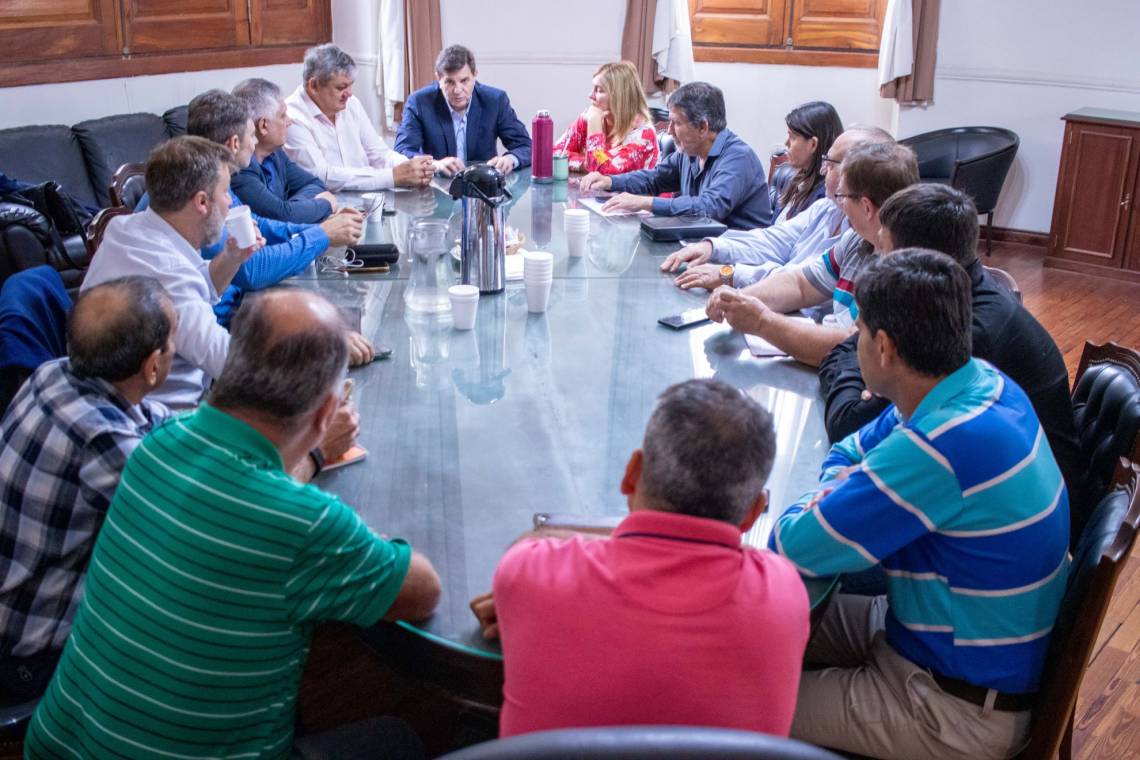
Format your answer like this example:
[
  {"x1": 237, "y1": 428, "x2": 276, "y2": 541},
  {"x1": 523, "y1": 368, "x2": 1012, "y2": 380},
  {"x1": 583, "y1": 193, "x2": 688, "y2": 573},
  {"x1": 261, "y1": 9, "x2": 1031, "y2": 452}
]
[
  {"x1": 563, "y1": 208, "x2": 590, "y2": 257},
  {"x1": 225, "y1": 205, "x2": 258, "y2": 248},
  {"x1": 523, "y1": 251, "x2": 554, "y2": 313},
  {"x1": 448, "y1": 285, "x2": 479, "y2": 330}
]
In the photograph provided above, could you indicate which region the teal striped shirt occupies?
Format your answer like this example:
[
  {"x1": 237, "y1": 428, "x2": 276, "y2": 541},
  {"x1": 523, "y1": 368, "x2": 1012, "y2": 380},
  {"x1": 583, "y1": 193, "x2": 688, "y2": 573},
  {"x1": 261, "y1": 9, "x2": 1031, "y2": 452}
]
[
  {"x1": 771, "y1": 359, "x2": 1070, "y2": 693},
  {"x1": 26, "y1": 403, "x2": 411, "y2": 759}
]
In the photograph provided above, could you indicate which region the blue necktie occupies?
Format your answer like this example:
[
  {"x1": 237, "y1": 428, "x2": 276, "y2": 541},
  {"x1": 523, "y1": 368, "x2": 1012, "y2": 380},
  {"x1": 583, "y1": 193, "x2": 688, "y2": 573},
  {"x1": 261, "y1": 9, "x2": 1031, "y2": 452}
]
[{"x1": 456, "y1": 117, "x2": 467, "y2": 164}]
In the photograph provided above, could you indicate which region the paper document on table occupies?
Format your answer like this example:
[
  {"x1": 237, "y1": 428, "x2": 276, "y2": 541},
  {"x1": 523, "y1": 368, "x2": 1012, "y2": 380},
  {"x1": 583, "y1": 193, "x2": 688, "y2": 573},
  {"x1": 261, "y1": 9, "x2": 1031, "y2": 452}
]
[
  {"x1": 577, "y1": 197, "x2": 652, "y2": 218},
  {"x1": 744, "y1": 316, "x2": 815, "y2": 357}
]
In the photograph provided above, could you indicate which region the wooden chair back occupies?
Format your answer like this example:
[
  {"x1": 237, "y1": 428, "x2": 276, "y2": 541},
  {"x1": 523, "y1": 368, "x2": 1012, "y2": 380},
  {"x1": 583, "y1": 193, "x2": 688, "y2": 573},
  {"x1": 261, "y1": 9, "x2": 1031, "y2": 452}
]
[
  {"x1": 84, "y1": 206, "x2": 131, "y2": 259},
  {"x1": 108, "y1": 162, "x2": 146, "y2": 209},
  {"x1": 983, "y1": 265, "x2": 1022, "y2": 303},
  {"x1": 1016, "y1": 460, "x2": 1140, "y2": 759}
]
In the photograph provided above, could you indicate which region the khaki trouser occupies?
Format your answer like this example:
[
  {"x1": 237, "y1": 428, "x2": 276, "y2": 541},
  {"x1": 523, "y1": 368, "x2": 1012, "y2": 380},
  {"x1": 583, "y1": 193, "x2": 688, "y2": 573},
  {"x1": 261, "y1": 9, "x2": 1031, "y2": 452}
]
[{"x1": 791, "y1": 594, "x2": 1032, "y2": 760}]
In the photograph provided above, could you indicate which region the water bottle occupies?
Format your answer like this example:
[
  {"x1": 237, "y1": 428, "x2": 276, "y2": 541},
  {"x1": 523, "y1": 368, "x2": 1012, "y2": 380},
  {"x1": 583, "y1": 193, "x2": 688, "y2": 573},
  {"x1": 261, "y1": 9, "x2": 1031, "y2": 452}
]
[{"x1": 531, "y1": 109, "x2": 553, "y2": 183}]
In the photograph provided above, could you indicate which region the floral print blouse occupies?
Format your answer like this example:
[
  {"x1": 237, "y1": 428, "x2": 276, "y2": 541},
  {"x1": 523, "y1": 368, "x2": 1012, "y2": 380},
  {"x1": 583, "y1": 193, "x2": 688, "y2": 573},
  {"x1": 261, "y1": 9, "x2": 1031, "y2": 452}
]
[{"x1": 554, "y1": 115, "x2": 659, "y2": 175}]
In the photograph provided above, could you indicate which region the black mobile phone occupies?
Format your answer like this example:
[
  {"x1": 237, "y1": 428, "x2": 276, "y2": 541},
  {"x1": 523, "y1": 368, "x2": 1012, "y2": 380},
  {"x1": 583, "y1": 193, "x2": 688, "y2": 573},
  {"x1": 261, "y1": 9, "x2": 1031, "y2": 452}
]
[{"x1": 658, "y1": 308, "x2": 710, "y2": 330}]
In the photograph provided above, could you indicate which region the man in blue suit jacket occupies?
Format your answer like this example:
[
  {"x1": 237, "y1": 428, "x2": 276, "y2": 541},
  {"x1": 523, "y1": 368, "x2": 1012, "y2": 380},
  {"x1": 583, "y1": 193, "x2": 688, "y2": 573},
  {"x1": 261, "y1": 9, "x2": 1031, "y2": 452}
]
[{"x1": 395, "y1": 45, "x2": 531, "y2": 177}]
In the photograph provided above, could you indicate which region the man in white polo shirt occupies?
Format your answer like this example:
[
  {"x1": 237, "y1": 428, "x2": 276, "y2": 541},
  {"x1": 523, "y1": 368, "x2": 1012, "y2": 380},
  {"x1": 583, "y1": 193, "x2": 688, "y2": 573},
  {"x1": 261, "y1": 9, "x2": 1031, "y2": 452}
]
[{"x1": 285, "y1": 43, "x2": 434, "y2": 191}]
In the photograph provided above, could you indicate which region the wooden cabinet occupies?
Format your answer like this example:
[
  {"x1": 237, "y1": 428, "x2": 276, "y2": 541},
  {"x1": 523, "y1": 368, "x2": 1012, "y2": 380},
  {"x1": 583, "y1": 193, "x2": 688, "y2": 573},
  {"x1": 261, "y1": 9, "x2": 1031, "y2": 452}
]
[{"x1": 1047, "y1": 108, "x2": 1140, "y2": 284}]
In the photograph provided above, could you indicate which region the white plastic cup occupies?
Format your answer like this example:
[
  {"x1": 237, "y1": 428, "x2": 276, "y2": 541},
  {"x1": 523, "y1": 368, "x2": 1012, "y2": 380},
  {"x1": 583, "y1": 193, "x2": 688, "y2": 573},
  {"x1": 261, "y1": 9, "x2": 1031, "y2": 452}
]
[
  {"x1": 566, "y1": 230, "x2": 588, "y2": 257},
  {"x1": 525, "y1": 278, "x2": 552, "y2": 313},
  {"x1": 360, "y1": 192, "x2": 385, "y2": 221},
  {"x1": 523, "y1": 251, "x2": 554, "y2": 279},
  {"x1": 564, "y1": 208, "x2": 589, "y2": 229},
  {"x1": 225, "y1": 205, "x2": 258, "y2": 248},
  {"x1": 448, "y1": 285, "x2": 479, "y2": 330}
]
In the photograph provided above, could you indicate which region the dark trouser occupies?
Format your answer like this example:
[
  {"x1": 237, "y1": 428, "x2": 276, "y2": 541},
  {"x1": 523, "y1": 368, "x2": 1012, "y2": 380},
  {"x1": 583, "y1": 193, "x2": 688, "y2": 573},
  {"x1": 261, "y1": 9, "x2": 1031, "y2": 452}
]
[
  {"x1": 292, "y1": 716, "x2": 425, "y2": 760},
  {"x1": 0, "y1": 651, "x2": 59, "y2": 707}
]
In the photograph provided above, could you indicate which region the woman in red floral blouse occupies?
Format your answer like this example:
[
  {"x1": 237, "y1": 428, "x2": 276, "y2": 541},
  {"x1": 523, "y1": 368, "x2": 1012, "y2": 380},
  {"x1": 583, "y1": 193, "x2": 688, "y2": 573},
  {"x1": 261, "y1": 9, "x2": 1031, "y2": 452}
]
[{"x1": 554, "y1": 61, "x2": 659, "y2": 176}]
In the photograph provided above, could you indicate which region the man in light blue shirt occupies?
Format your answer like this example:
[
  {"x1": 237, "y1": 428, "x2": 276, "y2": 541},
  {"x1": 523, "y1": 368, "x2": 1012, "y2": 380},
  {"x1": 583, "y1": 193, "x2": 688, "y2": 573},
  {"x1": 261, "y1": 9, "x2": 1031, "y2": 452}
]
[
  {"x1": 581, "y1": 82, "x2": 773, "y2": 230},
  {"x1": 662, "y1": 126, "x2": 892, "y2": 289}
]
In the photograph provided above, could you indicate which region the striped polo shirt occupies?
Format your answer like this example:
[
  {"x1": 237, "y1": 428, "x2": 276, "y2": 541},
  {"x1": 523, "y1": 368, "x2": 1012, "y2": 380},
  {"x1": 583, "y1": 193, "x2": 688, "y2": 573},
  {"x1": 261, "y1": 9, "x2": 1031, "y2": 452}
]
[
  {"x1": 771, "y1": 359, "x2": 1070, "y2": 694},
  {"x1": 25, "y1": 403, "x2": 411, "y2": 759}
]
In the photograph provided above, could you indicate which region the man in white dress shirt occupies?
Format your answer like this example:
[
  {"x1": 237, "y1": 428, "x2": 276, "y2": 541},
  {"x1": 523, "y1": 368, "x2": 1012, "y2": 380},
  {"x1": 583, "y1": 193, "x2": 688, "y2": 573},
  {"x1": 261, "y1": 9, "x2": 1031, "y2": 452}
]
[
  {"x1": 285, "y1": 44, "x2": 434, "y2": 192},
  {"x1": 81, "y1": 137, "x2": 260, "y2": 409}
]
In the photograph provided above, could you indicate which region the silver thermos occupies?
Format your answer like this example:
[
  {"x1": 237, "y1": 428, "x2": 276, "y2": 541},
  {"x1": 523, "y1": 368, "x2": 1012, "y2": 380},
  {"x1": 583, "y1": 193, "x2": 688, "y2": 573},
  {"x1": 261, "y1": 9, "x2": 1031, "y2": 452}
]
[{"x1": 449, "y1": 164, "x2": 512, "y2": 294}]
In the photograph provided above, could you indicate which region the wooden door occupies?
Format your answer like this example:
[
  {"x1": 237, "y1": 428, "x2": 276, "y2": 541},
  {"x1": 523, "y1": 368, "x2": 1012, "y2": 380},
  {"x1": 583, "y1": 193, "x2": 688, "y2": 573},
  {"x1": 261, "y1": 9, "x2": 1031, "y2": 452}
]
[
  {"x1": 1051, "y1": 121, "x2": 1140, "y2": 269},
  {"x1": 791, "y1": 0, "x2": 888, "y2": 50},
  {"x1": 251, "y1": 0, "x2": 329, "y2": 46},
  {"x1": 1124, "y1": 161, "x2": 1140, "y2": 272},
  {"x1": 688, "y1": 0, "x2": 789, "y2": 48},
  {"x1": 125, "y1": 0, "x2": 249, "y2": 54},
  {"x1": 0, "y1": 0, "x2": 122, "y2": 63}
]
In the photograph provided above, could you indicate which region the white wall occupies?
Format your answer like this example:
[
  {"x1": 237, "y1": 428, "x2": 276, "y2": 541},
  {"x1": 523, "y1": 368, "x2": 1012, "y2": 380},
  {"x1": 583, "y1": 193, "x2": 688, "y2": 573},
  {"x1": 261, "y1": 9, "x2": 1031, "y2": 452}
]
[
  {"x1": 896, "y1": 0, "x2": 1140, "y2": 233},
  {"x1": 0, "y1": 64, "x2": 302, "y2": 129}
]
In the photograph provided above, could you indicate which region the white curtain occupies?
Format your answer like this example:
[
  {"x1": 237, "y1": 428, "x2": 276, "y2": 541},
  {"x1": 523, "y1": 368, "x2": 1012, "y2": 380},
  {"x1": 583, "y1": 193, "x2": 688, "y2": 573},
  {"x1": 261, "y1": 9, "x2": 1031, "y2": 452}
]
[
  {"x1": 375, "y1": 0, "x2": 405, "y2": 131},
  {"x1": 878, "y1": 0, "x2": 914, "y2": 88},
  {"x1": 652, "y1": 0, "x2": 694, "y2": 86}
]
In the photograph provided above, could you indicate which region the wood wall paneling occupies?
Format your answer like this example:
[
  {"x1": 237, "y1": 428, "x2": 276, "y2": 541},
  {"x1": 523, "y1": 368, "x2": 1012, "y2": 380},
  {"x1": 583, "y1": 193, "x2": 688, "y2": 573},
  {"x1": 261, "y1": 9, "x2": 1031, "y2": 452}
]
[
  {"x1": 792, "y1": 0, "x2": 887, "y2": 50},
  {"x1": 0, "y1": 0, "x2": 121, "y2": 62},
  {"x1": 688, "y1": 0, "x2": 788, "y2": 48},
  {"x1": 126, "y1": 0, "x2": 249, "y2": 53},
  {"x1": 252, "y1": 0, "x2": 329, "y2": 47}
]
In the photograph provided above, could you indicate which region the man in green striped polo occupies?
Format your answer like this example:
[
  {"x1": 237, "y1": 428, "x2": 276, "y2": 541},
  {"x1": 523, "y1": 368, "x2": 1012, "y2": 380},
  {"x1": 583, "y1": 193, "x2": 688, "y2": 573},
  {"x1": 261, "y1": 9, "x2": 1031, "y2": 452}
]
[{"x1": 26, "y1": 289, "x2": 441, "y2": 759}]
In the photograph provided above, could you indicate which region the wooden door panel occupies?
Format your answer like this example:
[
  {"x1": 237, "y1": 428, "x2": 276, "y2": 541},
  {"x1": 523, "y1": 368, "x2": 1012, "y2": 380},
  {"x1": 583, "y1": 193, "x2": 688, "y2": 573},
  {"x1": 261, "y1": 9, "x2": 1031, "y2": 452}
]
[
  {"x1": 1057, "y1": 127, "x2": 1135, "y2": 266},
  {"x1": 792, "y1": 0, "x2": 886, "y2": 50},
  {"x1": 0, "y1": 0, "x2": 121, "y2": 62},
  {"x1": 688, "y1": 0, "x2": 788, "y2": 48},
  {"x1": 251, "y1": 0, "x2": 330, "y2": 46},
  {"x1": 126, "y1": 0, "x2": 249, "y2": 53}
]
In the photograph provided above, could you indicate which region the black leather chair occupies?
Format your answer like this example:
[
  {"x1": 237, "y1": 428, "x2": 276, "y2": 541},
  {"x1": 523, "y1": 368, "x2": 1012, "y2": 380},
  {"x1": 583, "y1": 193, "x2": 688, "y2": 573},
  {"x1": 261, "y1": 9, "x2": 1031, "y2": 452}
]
[
  {"x1": 438, "y1": 727, "x2": 843, "y2": 760},
  {"x1": 900, "y1": 127, "x2": 1019, "y2": 256},
  {"x1": 1015, "y1": 461, "x2": 1139, "y2": 760},
  {"x1": 110, "y1": 162, "x2": 147, "y2": 210},
  {"x1": 72, "y1": 113, "x2": 169, "y2": 208},
  {"x1": 0, "y1": 106, "x2": 184, "y2": 290},
  {"x1": 1071, "y1": 342, "x2": 1140, "y2": 532}
]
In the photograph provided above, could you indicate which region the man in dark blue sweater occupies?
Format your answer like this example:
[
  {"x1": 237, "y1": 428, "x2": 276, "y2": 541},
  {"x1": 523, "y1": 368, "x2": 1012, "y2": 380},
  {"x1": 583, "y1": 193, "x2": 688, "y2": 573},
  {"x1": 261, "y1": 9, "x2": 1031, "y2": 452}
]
[{"x1": 231, "y1": 78, "x2": 338, "y2": 224}]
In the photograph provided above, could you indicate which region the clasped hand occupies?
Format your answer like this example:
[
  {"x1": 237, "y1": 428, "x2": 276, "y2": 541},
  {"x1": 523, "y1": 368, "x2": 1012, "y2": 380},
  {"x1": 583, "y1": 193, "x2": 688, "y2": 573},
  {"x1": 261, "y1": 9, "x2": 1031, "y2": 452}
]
[{"x1": 706, "y1": 287, "x2": 773, "y2": 335}]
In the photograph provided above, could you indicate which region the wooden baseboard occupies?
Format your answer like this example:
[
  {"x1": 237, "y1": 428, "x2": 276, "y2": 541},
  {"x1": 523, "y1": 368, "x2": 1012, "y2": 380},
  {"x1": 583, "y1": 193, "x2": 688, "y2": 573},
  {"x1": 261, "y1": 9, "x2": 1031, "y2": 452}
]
[
  {"x1": 1043, "y1": 256, "x2": 1140, "y2": 285},
  {"x1": 987, "y1": 226, "x2": 1050, "y2": 248}
]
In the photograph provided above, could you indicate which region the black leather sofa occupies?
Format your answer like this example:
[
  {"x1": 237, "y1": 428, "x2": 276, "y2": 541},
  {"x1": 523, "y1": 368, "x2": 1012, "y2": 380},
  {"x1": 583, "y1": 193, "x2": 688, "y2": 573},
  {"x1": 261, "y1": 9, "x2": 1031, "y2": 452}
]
[{"x1": 0, "y1": 105, "x2": 186, "y2": 289}]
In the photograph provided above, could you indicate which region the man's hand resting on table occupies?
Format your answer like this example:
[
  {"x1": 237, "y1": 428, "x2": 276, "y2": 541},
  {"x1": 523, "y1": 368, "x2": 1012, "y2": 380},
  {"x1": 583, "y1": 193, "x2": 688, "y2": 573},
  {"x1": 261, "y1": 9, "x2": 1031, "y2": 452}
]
[
  {"x1": 434, "y1": 157, "x2": 465, "y2": 177},
  {"x1": 486, "y1": 155, "x2": 517, "y2": 175},
  {"x1": 579, "y1": 172, "x2": 612, "y2": 193},
  {"x1": 674, "y1": 263, "x2": 723, "y2": 291},
  {"x1": 601, "y1": 193, "x2": 652, "y2": 214},
  {"x1": 707, "y1": 287, "x2": 775, "y2": 336},
  {"x1": 469, "y1": 592, "x2": 499, "y2": 640},
  {"x1": 394, "y1": 156, "x2": 434, "y2": 187},
  {"x1": 315, "y1": 191, "x2": 338, "y2": 213},
  {"x1": 319, "y1": 401, "x2": 360, "y2": 462},
  {"x1": 320, "y1": 209, "x2": 363, "y2": 247},
  {"x1": 661, "y1": 240, "x2": 714, "y2": 272},
  {"x1": 345, "y1": 331, "x2": 375, "y2": 366}
]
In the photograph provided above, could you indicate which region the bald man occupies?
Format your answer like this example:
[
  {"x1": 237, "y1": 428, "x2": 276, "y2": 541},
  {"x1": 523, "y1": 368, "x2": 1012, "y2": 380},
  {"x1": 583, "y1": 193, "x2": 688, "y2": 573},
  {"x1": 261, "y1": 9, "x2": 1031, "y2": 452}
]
[
  {"x1": 0, "y1": 276, "x2": 177, "y2": 706},
  {"x1": 29, "y1": 288, "x2": 441, "y2": 760}
]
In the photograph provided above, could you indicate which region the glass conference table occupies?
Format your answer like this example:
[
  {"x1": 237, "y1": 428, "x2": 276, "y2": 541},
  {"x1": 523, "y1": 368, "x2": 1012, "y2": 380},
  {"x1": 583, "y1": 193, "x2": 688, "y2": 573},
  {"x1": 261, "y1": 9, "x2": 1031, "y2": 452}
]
[{"x1": 288, "y1": 171, "x2": 834, "y2": 704}]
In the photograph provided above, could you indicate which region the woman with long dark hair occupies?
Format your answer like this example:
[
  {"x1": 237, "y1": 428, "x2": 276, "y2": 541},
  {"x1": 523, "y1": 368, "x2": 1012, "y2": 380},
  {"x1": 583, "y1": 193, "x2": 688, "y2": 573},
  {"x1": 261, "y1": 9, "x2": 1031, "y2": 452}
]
[{"x1": 776, "y1": 101, "x2": 843, "y2": 220}]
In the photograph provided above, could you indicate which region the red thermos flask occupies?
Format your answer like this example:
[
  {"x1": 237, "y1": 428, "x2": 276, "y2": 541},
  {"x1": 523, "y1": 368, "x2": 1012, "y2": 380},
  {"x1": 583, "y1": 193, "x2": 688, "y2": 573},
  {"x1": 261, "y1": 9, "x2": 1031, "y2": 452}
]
[{"x1": 532, "y1": 109, "x2": 553, "y2": 183}]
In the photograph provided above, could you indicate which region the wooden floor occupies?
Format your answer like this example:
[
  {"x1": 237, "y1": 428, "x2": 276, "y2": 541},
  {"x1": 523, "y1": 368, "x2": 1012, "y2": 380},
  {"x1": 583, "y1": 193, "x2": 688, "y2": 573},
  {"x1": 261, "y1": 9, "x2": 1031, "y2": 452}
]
[{"x1": 984, "y1": 242, "x2": 1140, "y2": 759}]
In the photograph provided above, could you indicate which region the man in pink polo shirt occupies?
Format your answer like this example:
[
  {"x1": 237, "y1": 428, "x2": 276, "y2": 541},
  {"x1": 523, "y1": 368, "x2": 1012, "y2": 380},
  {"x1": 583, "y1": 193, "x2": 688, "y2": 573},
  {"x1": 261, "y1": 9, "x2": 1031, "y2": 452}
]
[{"x1": 470, "y1": 378, "x2": 810, "y2": 737}]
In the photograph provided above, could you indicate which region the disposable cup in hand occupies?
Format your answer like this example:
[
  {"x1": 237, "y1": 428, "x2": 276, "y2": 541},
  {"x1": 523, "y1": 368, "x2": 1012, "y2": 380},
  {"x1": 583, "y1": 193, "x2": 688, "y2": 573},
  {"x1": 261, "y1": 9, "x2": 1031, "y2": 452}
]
[
  {"x1": 525, "y1": 278, "x2": 552, "y2": 313},
  {"x1": 449, "y1": 285, "x2": 479, "y2": 330},
  {"x1": 225, "y1": 205, "x2": 258, "y2": 248}
]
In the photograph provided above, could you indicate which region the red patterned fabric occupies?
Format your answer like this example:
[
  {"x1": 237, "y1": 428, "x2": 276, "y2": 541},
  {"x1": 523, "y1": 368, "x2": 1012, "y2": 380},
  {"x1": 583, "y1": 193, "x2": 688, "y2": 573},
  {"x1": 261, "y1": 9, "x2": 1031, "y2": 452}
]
[{"x1": 554, "y1": 115, "x2": 659, "y2": 175}]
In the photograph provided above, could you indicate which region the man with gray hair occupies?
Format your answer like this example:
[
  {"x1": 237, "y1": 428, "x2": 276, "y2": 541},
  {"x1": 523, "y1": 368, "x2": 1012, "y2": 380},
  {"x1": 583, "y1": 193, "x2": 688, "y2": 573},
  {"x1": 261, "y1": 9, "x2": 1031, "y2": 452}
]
[
  {"x1": 83, "y1": 136, "x2": 259, "y2": 409},
  {"x1": 285, "y1": 43, "x2": 434, "y2": 191},
  {"x1": 27, "y1": 288, "x2": 441, "y2": 759},
  {"x1": 470, "y1": 378, "x2": 809, "y2": 738},
  {"x1": 581, "y1": 82, "x2": 773, "y2": 230},
  {"x1": 395, "y1": 44, "x2": 532, "y2": 177},
  {"x1": 0, "y1": 276, "x2": 175, "y2": 707},
  {"x1": 231, "y1": 77, "x2": 338, "y2": 223}
]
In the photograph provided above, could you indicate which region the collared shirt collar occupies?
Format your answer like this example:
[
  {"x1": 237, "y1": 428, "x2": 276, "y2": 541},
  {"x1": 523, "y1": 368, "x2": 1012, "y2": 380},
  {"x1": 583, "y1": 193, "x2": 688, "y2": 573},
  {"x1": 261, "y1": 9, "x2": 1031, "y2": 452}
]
[
  {"x1": 140, "y1": 208, "x2": 201, "y2": 263},
  {"x1": 189, "y1": 403, "x2": 284, "y2": 471},
  {"x1": 59, "y1": 359, "x2": 148, "y2": 423},
  {"x1": 706, "y1": 129, "x2": 731, "y2": 159},
  {"x1": 909, "y1": 358, "x2": 986, "y2": 425},
  {"x1": 295, "y1": 86, "x2": 335, "y2": 125},
  {"x1": 614, "y1": 509, "x2": 742, "y2": 550}
]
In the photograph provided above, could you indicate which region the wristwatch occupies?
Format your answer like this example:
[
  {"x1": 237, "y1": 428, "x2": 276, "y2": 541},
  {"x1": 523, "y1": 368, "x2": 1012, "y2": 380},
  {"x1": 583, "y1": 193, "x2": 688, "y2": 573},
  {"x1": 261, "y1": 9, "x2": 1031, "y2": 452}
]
[
  {"x1": 719, "y1": 264, "x2": 735, "y2": 287},
  {"x1": 308, "y1": 447, "x2": 325, "y2": 475}
]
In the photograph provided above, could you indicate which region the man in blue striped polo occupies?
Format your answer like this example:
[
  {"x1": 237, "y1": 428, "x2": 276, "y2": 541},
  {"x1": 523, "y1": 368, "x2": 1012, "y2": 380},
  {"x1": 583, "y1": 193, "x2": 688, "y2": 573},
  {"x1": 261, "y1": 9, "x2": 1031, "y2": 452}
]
[{"x1": 772, "y1": 249, "x2": 1069, "y2": 759}]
